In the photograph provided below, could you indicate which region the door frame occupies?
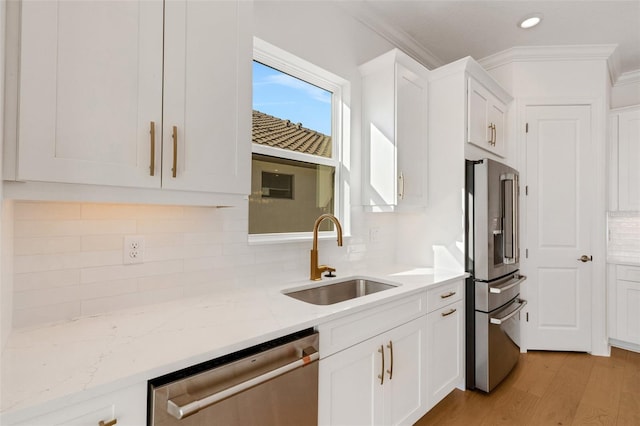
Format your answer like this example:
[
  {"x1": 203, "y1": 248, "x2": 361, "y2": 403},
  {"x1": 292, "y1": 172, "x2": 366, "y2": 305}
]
[{"x1": 516, "y1": 97, "x2": 608, "y2": 356}]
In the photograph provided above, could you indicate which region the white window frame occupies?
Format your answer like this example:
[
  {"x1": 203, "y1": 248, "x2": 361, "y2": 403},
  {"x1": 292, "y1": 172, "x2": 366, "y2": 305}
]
[{"x1": 249, "y1": 38, "x2": 349, "y2": 244}]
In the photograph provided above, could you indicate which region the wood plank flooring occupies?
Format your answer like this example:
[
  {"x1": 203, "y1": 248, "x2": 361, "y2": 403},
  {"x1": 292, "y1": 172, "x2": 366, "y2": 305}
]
[{"x1": 415, "y1": 347, "x2": 640, "y2": 426}]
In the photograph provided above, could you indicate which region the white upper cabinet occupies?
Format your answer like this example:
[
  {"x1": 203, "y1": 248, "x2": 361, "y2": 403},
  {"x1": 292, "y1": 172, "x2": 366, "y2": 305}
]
[
  {"x1": 360, "y1": 49, "x2": 429, "y2": 212},
  {"x1": 12, "y1": 0, "x2": 250, "y2": 198},
  {"x1": 610, "y1": 106, "x2": 640, "y2": 211},
  {"x1": 162, "y1": 0, "x2": 250, "y2": 194},
  {"x1": 467, "y1": 77, "x2": 507, "y2": 157},
  {"x1": 429, "y1": 57, "x2": 512, "y2": 163},
  {"x1": 17, "y1": 0, "x2": 164, "y2": 188}
]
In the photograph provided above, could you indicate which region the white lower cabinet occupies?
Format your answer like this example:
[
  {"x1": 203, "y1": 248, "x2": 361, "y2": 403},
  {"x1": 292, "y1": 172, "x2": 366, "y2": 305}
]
[
  {"x1": 425, "y1": 299, "x2": 464, "y2": 409},
  {"x1": 9, "y1": 383, "x2": 146, "y2": 426},
  {"x1": 318, "y1": 316, "x2": 428, "y2": 426},
  {"x1": 609, "y1": 264, "x2": 640, "y2": 348}
]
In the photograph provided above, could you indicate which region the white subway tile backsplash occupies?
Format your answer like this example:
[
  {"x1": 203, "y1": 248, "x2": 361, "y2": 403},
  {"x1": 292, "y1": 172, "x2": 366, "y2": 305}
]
[
  {"x1": 608, "y1": 212, "x2": 640, "y2": 262},
  {"x1": 15, "y1": 202, "x2": 81, "y2": 220},
  {"x1": 14, "y1": 302, "x2": 82, "y2": 329},
  {"x1": 10, "y1": 201, "x2": 392, "y2": 328},
  {"x1": 80, "y1": 260, "x2": 184, "y2": 284},
  {"x1": 14, "y1": 270, "x2": 81, "y2": 292},
  {"x1": 14, "y1": 236, "x2": 81, "y2": 255}
]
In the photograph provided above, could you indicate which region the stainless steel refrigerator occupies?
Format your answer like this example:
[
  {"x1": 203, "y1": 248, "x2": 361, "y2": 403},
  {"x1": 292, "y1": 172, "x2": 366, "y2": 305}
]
[{"x1": 465, "y1": 158, "x2": 527, "y2": 392}]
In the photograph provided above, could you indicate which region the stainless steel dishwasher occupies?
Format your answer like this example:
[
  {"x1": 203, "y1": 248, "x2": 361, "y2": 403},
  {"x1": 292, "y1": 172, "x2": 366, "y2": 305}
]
[{"x1": 148, "y1": 328, "x2": 319, "y2": 426}]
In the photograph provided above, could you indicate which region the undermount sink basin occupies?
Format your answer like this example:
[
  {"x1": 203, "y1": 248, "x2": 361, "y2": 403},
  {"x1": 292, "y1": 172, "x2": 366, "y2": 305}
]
[{"x1": 284, "y1": 278, "x2": 398, "y2": 305}]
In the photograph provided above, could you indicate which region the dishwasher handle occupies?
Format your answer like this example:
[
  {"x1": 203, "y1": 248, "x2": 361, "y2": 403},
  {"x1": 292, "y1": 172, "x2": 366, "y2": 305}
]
[{"x1": 167, "y1": 347, "x2": 319, "y2": 420}]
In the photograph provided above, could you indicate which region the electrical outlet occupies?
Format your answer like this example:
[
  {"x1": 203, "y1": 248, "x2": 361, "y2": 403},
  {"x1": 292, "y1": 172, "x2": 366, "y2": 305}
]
[{"x1": 123, "y1": 235, "x2": 145, "y2": 264}]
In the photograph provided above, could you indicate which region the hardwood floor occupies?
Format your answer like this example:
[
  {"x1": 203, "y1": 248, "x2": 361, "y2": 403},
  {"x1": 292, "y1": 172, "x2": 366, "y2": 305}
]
[{"x1": 415, "y1": 347, "x2": 640, "y2": 425}]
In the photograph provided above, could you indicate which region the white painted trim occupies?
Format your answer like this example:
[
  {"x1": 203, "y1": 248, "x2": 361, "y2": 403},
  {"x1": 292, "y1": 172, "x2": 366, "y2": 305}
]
[
  {"x1": 478, "y1": 45, "x2": 619, "y2": 83},
  {"x1": 251, "y1": 37, "x2": 350, "y2": 239},
  {"x1": 609, "y1": 338, "x2": 640, "y2": 354},
  {"x1": 517, "y1": 97, "x2": 609, "y2": 356},
  {"x1": 614, "y1": 69, "x2": 640, "y2": 87},
  {"x1": 336, "y1": 1, "x2": 444, "y2": 70}
]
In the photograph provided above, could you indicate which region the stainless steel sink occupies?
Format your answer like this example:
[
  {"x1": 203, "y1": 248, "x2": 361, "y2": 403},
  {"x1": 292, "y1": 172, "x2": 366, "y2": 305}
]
[{"x1": 283, "y1": 278, "x2": 398, "y2": 305}]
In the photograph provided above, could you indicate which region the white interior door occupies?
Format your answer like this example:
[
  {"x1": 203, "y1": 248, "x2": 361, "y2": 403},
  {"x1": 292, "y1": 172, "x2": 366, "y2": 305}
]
[{"x1": 524, "y1": 105, "x2": 593, "y2": 352}]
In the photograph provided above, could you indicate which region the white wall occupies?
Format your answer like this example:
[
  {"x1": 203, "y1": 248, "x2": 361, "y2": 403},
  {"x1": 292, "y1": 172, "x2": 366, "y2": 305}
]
[{"x1": 4, "y1": 1, "x2": 403, "y2": 329}]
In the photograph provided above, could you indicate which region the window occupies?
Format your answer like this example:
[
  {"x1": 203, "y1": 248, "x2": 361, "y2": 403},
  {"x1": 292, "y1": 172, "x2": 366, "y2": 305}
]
[{"x1": 250, "y1": 38, "x2": 347, "y2": 241}]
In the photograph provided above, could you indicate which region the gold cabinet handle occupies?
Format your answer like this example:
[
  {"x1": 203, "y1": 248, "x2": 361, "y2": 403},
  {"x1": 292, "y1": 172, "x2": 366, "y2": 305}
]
[
  {"x1": 442, "y1": 308, "x2": 457, "y2": 317},
  {"x1": 149, "y1": 121, "x2": 156, "y2": 176},
  {"x1": 171, "y1": 125, "x2": 178, "y2": 178},
  {"x1": 378, "y1": 345, "x2": 385, "y2": 385},
  {"x1": 99, "y1": 419, "x2": 117, "y2": 426},
  {"x1": 386, "y1": 341, "x2": 394, "y2": 380},
  {"x1": 398, "y1": 172, "x2": 405, "y2": 200},
  {"x1": 492, "y1": 123, "x2": 497, "y2": 146},
  {"x1": 577, "y1": 255, "x2": 593, "y2": 262},
  {"x1": 488, "y1": 123, "x2": 493, "y2": 145},
  {"x1": 440, "y1": 291, "x2": 456, "y2": 299}
]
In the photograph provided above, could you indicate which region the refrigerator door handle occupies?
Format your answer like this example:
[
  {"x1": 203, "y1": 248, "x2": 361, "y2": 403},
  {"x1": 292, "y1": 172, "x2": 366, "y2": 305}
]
[
  {"x1": 500, "y1": 172, "x2": 519, "y2": 265},
  {"x1": 489, "y1": 275, "x2": 527, "y2": 294}
]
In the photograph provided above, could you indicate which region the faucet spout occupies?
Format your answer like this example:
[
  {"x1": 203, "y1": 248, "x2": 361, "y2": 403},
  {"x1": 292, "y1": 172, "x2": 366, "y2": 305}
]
[{"x1": 310, "y1": 214, "x2": 343, "y2": 280}]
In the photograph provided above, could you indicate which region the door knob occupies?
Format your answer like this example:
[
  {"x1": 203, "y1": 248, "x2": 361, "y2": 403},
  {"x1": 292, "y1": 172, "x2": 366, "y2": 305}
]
[{"x1": 577, "y1": 255, "x2": 593, "y2": 262}]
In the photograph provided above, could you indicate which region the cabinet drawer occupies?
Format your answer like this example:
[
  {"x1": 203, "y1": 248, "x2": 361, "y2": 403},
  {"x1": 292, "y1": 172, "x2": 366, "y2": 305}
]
[
  {"x1": 426, "y1": 280, "x2": 463, "y2": 313},
  {"x1": 9, "y1": 383, "x2": 146, "y2": 426},
  {"x1": 617, "y1": 265, "x2": 640, "y2": 282},
  {"x1": 318, "y1": 292, "x2": 427, "y2": 357}
]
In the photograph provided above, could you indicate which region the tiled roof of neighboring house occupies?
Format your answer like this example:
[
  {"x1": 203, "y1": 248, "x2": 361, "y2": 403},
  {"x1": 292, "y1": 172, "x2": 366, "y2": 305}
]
[{"x1": 252, "y1": 110, "x2": 332, "y2": 158}]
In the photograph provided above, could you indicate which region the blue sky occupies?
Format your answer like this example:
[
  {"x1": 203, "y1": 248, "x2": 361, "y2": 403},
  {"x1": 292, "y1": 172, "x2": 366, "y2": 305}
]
[{"x1": 253, "y1": 61, "x2": 332, "y2": 136}]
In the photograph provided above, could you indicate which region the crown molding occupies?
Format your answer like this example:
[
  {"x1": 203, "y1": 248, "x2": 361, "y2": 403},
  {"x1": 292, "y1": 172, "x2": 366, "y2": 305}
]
[
  {"x1": 478, "y1": 44, "x2": 621, "y2": 84},
  {"x1": 614, "y1": 69, "x2": 640, "y2": 87},
  {"x1": 338, "y1": 2, "x2": 445, "y2": 70}
]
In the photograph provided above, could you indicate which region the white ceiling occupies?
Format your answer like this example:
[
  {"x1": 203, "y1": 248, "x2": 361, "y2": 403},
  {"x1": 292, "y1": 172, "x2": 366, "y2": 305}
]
[{"x1": 347, "y1": 1, "x2": 640, "y2": 78}]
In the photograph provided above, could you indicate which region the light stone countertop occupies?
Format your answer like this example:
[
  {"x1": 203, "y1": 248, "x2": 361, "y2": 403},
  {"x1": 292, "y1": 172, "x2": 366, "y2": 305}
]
[{"x1": 0, "y1": 265, "x2": 468, "y2": 424}]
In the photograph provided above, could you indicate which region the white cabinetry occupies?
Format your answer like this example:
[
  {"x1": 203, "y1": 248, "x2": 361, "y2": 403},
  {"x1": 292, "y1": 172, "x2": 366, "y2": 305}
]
[
  {"x1": 425, "y1": 280, "x2": 464, "y2": 410},
  {"x1": 318, "y1": 292, "x2": 428, "y2": 425},
  {"x1": 8, "y1": 0, "x2": 250, "y2": 200},
  {"x1": 609, "y1": 106, "x2": 640, "y2": 211},
  {"x1": 608, "y1": 265, "x2": 640, "y2": 350},
  {"x1": 429, "y1": 57, "x2": 512, "y2": 163},
  {"x1": 360, "y1": 49, "x2": 428, "y2": 212},
  {"x1": 468, "y1": 78, "x2": 507, "y2": 157},
  {"x1": 7, "y1": 383, "x2": 146, "y2": 426}
]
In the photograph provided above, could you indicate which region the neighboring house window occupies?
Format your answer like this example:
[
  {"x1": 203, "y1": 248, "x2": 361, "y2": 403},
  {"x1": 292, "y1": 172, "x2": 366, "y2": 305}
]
[{"x1": 250, "y1": 38, "x2": 347, "y2": 241}]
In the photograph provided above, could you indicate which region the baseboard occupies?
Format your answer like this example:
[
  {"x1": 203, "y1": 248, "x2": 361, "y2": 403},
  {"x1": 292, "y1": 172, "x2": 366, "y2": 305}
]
[{"x1": 609, "y1": 338, "x2": 640, "y2": 353}]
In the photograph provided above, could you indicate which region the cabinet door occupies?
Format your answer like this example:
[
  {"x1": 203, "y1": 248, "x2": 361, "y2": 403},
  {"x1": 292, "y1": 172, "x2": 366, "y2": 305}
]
[
  {"x1": 162, "y1": 0, "x2": 251, "y2": 194},
  {"x1": 488, "y1": 100, "x2": 506, "y2": 157},
  {"x1": 384, "y1": 317, "x2": 428, "y2": 426},
  {"x1": 467, "y1": 78, "x2": 505, "y2": 158},
  {"x1": 616, "y1": 279, "x2": 640, "y2": 345},
  {"x1": 426, "y1": 300, "x2": 464, "y2": 410},
  {"x1": 318, "y1": 337, "x2": 384, "y2": 426},
  {"x1": 618, "y1": 109, "x2": 640, "y2": 210},
  {"x1": 396, "y1": 63, "x2": 428, "y2": 209},
  {"x1": 17, "y1": 0, "x2": 164, "y2": 188}
]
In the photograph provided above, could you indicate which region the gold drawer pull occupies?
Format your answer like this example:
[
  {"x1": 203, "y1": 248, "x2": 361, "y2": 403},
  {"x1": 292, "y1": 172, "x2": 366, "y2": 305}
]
[
  {"x1": 99, "y1": 419, "x2": 117, "y2": 426},
  {"x1": 441, "y1": 308, "x2": 457, "y2": 317},
  {"x1": 440, "y1": 291, "x2": 456, "y2": 299}
]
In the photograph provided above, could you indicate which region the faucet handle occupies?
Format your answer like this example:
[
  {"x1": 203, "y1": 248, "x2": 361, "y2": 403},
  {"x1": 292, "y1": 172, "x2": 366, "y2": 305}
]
[{"x1": 325, "y1": 268, "x2": 336, "y2": 278}]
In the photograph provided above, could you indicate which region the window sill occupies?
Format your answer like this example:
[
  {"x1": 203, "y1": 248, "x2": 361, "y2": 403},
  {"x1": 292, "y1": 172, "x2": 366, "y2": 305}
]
[{"x1": 248, "y1": 231, "x2": 351, "y2": 246}]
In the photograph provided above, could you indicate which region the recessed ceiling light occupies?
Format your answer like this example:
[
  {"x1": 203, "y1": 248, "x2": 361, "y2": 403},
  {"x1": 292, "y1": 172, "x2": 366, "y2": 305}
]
[{"x1": 519, "y1": 14, "x2": 543, "y2": 29}]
